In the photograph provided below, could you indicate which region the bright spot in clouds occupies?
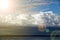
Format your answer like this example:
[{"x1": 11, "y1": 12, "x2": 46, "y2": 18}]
[
  {"x1": 0, "y1": 0, "x2": 10, "y2": 11},
  {"x1": 0, "y1": 0, "x2": 16, "y2": 15}
]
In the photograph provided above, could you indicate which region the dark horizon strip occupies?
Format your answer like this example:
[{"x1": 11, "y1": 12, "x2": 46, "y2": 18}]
[{"x1": 0, "y1": 35, "x2": 59, "y2": 37}]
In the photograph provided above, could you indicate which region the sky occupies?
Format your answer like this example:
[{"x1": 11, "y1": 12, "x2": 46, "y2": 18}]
[
  {"x1": 27, "y1": 0, "x2": 60, "y2": 14},
  {"x1": 0, "y1": 0, "x2": 60, "y2": 26},
  {"x1": 0, "y1": 0, "x2": 59, "y2": 15}
]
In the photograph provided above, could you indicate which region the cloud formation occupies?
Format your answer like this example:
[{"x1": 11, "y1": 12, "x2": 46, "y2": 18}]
[
  {"x1": 0, "y1": 11, "x2": 60, "y2": 26},
  {"x1": 19, "y1": 0, "x2": 59, "y2": 8},
  {"x1": 16, "y1": 0, "x2": 59, "y2": 13}
]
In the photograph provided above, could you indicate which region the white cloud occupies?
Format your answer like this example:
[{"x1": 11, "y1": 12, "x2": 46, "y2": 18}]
[{"x1": 0, "y1": 11, "x2": 60, "y2": 27}]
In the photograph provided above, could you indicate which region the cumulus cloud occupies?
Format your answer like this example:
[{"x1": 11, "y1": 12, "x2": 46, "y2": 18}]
[
  {"x1": 0, "y1": 11, "x2": 60, "y2": 27},
  {"x1": 39, "y1": 11, "x2": 60, "y2": 26}
]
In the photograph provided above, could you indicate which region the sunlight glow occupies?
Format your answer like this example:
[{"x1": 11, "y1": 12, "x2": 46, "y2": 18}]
[
  {"x1": 0, "y1": 0, "x2": 10, "y2": 10},
  {"x1": 0, "y1": 0, "x2": 16, "y2": 15}
]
